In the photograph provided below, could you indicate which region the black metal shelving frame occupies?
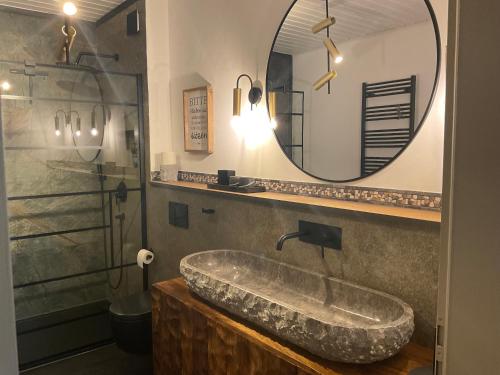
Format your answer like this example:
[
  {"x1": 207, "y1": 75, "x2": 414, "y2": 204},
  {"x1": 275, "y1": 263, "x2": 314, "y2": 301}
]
[
  {"x1": 274, "y1": 89, "x2": 305, "y2": 168},
  {"x1": 361, "y1": 75, "x2": 416, "y2": 176}
]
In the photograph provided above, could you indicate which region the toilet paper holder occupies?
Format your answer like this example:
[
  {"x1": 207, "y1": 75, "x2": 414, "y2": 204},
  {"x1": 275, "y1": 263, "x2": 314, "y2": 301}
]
[{"x1": 138, "y1": 248, "x2": 155, "y2": 291}]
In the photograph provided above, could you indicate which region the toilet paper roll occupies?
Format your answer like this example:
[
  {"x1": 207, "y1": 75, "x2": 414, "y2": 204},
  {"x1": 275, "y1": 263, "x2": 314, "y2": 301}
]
[{"x1": 137, "y1": 249, "x2": 154, "y2": 269}]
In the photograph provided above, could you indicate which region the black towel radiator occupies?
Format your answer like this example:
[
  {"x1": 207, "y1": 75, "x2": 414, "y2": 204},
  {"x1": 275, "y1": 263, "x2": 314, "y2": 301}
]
[{"x1": 361, "y1": 75, "x2": 416, "y2": 176}]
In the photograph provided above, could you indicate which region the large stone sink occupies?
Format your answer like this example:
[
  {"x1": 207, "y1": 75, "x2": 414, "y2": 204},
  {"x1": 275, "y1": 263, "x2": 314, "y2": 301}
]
[{"x1": 180, "y1": 250, "x2": 414, "y2": 364}]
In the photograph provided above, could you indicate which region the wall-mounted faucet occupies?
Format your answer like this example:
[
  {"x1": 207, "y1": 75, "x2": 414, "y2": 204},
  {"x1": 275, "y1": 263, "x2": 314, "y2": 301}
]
[
  {"x1": 276, "y1": 220, "x2": 342, "y2": 258},
  {"x1": 276, "y1": 231, "x2": 308, "y2": 251}
]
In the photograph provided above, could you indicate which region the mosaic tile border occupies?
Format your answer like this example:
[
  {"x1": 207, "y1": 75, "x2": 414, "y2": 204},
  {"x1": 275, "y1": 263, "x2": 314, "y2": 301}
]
[{"x1": 152, "y1": 171, "x2": 441, "y2": 211}]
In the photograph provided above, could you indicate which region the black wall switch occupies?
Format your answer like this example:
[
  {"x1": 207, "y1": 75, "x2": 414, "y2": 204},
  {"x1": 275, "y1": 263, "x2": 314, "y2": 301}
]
[
  {"x1": 127, "y1": 10, "x2": 140, "y2": 35},
  {"x1": 169, "y1": 202, "x2": 188, "y2": 228}
]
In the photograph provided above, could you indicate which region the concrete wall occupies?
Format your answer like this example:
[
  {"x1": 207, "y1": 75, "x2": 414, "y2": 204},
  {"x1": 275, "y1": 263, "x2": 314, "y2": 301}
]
[
  {"x1": 146, "y1": 0, "x2": 448, "y2": 193},
  {"x1": 148, "y1": 185, "x2": 440, "y2": 347}
]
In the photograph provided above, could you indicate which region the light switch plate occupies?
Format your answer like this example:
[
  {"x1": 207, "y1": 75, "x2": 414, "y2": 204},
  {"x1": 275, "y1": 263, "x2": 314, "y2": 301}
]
[{"x1": 169, "y1": 202, "x2": 188, "y2": 229}]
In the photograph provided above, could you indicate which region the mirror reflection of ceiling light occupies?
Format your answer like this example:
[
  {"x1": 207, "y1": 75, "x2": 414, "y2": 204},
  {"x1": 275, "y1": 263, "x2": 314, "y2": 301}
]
[
  {"x1": 75, "y1": 117, "x2": 81, "y2": 137},
  {"x1": 312, "y1": 17, "x2": 336, "y2": 34},
  {"x1": 311, "y1": 0, "x2": 342, "y2": 93},
  {"x1": 324, "y1": 38, "x2": 343, "y2": 64},
  {"x1": 313, "y1": 71, "x2": 337, "y2": 91},
  {"x1": 63, "y1": 2, "x2": 78, "y2": 16}
]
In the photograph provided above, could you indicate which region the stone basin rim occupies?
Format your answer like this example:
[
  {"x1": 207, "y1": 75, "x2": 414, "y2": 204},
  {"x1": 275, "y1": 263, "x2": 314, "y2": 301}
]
[{"x1": 180, "y1": 249, "x2": 414, "y2": 331}]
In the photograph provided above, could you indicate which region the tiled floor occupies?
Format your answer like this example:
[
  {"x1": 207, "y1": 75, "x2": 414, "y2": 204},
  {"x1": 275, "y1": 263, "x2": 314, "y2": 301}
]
[{"x1": 22, "y1": 345, "x2": 152, "y2": 375}]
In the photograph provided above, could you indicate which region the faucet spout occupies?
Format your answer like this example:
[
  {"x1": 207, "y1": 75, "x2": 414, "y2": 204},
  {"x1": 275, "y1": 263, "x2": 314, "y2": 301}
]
[{"x1": 276, "y1": 231, "x2": 307, "y2": 251}]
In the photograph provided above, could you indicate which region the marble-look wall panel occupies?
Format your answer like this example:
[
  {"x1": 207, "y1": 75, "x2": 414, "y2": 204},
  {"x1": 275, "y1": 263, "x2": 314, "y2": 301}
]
[{"x1": 148, "y1": 185, "x2": 440, "y2": 347}]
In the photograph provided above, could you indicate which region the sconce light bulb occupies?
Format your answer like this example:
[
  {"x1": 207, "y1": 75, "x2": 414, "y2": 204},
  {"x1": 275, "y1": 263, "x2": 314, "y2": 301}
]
[
  {"x1": 1, "y1": 81, "x2": 11, "y2": 91},
  {"x1": 335, "y1": 56, "x2": 344, "y2": 64},
  {"x1": 55, "y1": 129, "x2": 62, "y2": 137},
  {"x1": 75, "y1": 130, "x2": 81, "y2": 137},
  {"x1": 63, "y1": 2, "x2": 78, "y2": 16},
  {"x1": 270, "y1": 118, "x2": 278, "y2": 130},
  {"x1": 91, "y1": 127, "x2": 98, "y2": 137},
  {"x1": 231, "y1": 115, "x2": 241, "y2": 127}
]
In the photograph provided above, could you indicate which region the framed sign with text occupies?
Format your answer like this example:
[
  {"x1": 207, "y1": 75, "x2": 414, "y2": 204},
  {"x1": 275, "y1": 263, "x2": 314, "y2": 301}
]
[{"x1": 183, "y1": 86, "x2": 214, "y2": 153}]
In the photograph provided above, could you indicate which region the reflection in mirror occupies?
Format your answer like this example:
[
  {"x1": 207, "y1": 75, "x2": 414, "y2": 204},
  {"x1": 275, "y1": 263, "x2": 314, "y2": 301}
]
[{"x1": 267, "y1": 0, "x2": 440, "y2": 182}]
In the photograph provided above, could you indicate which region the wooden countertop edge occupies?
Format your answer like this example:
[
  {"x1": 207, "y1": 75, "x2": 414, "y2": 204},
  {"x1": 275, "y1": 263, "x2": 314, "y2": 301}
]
[
  {"x1": 153, "y1": 278, "x2": 434, "y2": 375},
  {"x1": 150, "y1": 180, "x2": 441, "y2": 223}
]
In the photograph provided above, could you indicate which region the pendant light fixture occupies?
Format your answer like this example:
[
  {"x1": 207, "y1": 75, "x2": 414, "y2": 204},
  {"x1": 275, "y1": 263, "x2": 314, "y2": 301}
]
[
  {"x1": 67, "y1": 110, "x2": 81, "y2": 137},
  {"x1": 312, "y1": 16, "x2": 336, "y2": 34},
  {"x1": 324, "y1": 38, "x2": 343, "y2": 64},
  {"x1": 54, "y1": 110, "x2": 65, "y2": 137},
  {"x1": 312, "y1": 0, "x2": 343, "y2": 93},
  {"x1": 54, "y1": 109, "x2": 82, "y2": 137},
  {"x1": 91, "y1": 109, "x2": 98, "y2": 137}
]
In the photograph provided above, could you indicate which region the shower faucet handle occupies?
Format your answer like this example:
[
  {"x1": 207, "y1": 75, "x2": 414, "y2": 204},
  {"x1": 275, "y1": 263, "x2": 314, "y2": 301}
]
[{"x1": 115, "y1": 213, "x2": 126, "y2": 221}]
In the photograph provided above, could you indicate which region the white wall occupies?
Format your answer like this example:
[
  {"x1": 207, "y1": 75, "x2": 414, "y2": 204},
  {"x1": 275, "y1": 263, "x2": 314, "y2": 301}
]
[
  {"x1": 293, "y1": 21, "x2": 437, "y2": 181},
  {"x1": 146, "y1": 0, "x2": 448, "y2": 193}
]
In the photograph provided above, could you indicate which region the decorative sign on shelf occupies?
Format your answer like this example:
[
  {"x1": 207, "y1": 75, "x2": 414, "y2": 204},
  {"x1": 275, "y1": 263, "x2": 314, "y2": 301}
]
[{"x1": 183, "y1": 85, "x2": 214, "y2": 153}]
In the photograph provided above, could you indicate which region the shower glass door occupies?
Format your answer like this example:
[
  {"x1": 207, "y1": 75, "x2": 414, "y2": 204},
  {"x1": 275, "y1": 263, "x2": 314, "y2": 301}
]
[{"x1": 0, "y1": 60, "x2": 147, "y2": 370}]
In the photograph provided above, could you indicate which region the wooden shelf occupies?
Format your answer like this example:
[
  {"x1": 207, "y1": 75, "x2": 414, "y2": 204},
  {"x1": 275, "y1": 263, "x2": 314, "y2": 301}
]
[
  {"x1": 150, "y1": 180, "x2": 441, "y2": 223},
  {"x1": 153, "y1": 278, "x2": 434, "y2": 375}
]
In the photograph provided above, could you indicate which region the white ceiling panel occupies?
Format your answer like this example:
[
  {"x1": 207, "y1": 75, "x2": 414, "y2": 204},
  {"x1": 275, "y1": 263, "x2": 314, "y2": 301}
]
[
  {"x1": 274, "y1": 0, "x2": 432, "y2": 55},
  {"x1": 0, "y1": 0, "x2": 127, "y2": 22}
]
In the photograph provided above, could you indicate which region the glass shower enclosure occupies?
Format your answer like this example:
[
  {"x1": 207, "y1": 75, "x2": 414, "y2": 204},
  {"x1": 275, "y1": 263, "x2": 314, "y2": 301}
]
[{"x1": 0, "y1": 60, "x2": 147, "y2": 369}]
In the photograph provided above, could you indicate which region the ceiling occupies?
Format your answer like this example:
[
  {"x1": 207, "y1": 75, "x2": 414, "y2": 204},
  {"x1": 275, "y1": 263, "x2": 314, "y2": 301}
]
[
  {"x1": 274, "y1": 0, "x2": 432, "y2": 55},
  {"x1": 0, "y1": 0, "x2": 127, "y2": 22}
]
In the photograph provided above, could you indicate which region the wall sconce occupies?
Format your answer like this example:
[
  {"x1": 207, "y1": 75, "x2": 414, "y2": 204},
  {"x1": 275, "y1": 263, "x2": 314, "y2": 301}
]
[
  {"x1": 67, "y1": 110, "x2": 81, "y2": 137},
  {"x1": 232, "y1": 74, "x2": 262, "y2": 118},
  {"x1": 54, "y1": 109, "x2": 81, "y2": 137}
]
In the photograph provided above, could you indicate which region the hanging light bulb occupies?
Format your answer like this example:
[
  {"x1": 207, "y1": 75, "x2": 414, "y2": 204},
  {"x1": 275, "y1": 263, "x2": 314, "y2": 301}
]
[
  {"x1": 91, "y1": 107, "x2": 98, "y2": 136},
  {"x1": 63, "y1": 2, "x2": 78, "y2": 16},
  {"x1": 75, "y1": 117, "x2": 81, "y2": 137},
  {"x1": 54, "y1": 116, "x2": 62, "y2": 137},
  {"x1": 1, "y1": 81, "x2": 11, "y2": 91},
  {"x1": 324, "y1": 38, "x2": 343, "y2": 64}
]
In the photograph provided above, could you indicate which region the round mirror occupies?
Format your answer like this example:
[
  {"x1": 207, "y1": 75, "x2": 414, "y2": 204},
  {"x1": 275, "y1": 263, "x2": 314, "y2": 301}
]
[{"x1": 266, "y1": 0, "x2": 440, "y2": 182}]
